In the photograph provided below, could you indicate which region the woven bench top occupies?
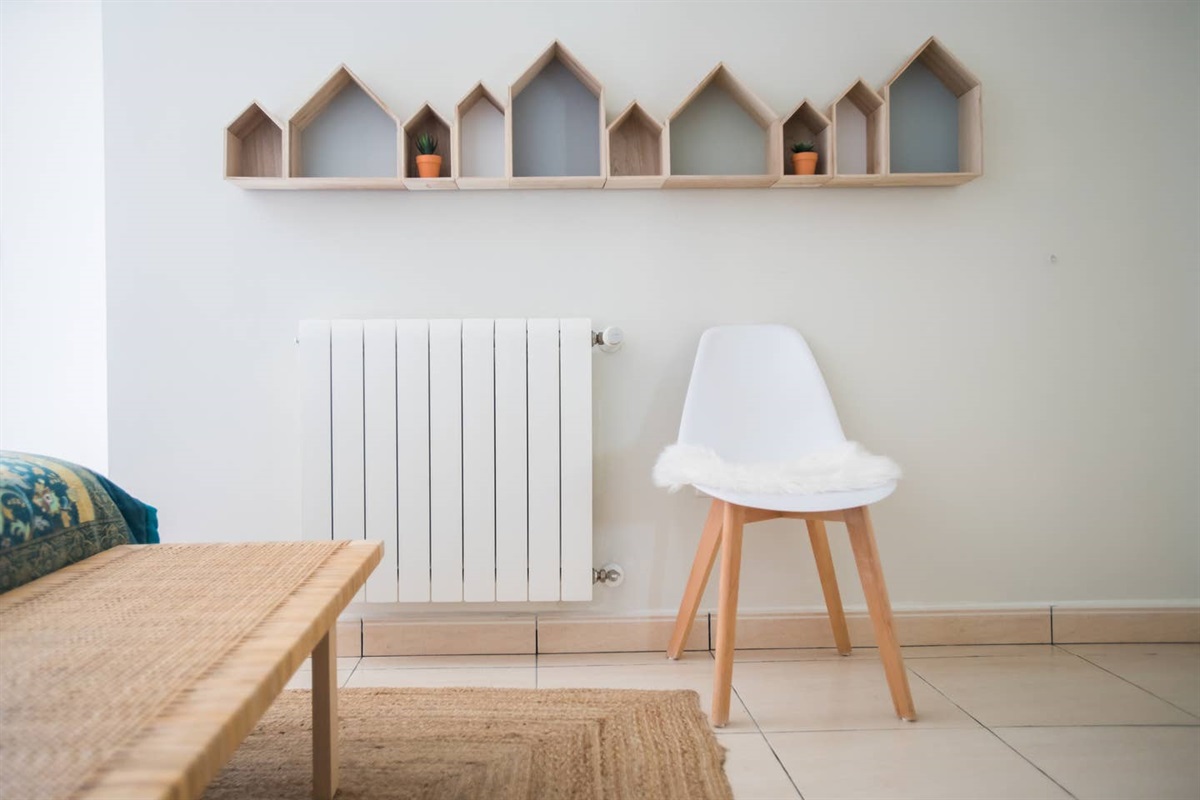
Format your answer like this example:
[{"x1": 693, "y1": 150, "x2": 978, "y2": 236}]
[{"x1": 0, "y1": 540, "x2": 381, "y2": 800}]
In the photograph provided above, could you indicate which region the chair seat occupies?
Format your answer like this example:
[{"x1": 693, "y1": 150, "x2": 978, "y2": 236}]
[
  {"x1": 695, "y1": 480, "x2": 896, "y2": 513},
  {"x1": 654, "y1": 441, "x2": 901, "y2": 512}
]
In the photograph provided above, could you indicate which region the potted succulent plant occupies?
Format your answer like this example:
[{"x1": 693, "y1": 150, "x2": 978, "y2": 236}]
[
  {"x1": 791, "y1": 141, "x2": 818, "y2": 175},
  {"x1": 415, "y1": 132, "x2": 442, "y2": 178}
]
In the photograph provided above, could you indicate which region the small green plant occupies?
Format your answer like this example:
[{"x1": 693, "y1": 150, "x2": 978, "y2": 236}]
[
  {"x1": 415, "y1": 132, "x2": 439, "y2": 155},
  {"x1": 791, "y1": 141, "x2": 816, "y2": 153}
]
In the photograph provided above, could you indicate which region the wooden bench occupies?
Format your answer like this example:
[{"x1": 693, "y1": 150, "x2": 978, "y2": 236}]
[{"x1": 0, "y1": 540, "x2": 380, "y2": 800}]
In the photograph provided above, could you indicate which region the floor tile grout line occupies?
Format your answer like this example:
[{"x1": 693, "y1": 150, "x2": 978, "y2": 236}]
[
  {"x1": 713, "y1": 652, "x2": 1062, "y2": 666},
  {"x1": 355, "y1": 665, "x2": 534, "y2": 673},
  {"x1": 1054, "y1": 640, "x2": 1200, "y2": 645},
  {"x1": 905, "y1": 668, "x2": 1079, "y2": 800},
  {"x1": 753, "y1": 723, "x2": 1200, "y2": 733},
  {"x1": 340, "y1": 656, "x2": 361, "y2": 689},
  {"x1": 728, "y1": 682, "x2": 805, "y2": 799},
  {"x1": 986, "y1": 722, "x2": 1200, "y2": 729},
  {"x1": 1052, "y1": 646, "x2": 1200, "y2": 721},
  {"x1": 700, "y1": 647, "x2": 806, "y2": 796},
  {"x1": 751, "y1": 725, "x2": 980, "y2": 734},
  {"x1": 356, "y1": 661, "x2": 535, "y2": 669}
]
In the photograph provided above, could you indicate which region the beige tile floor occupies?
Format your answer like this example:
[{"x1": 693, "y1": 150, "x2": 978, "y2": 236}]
[{"x1": 288, "y1": 643, "x2": 1200, "y2": 799}]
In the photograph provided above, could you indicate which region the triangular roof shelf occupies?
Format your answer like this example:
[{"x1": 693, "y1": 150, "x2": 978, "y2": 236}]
[
  {"x1": 781, "y1": 99, "x2": 831, "y2": 134},
  {"x1": 457, "y1": 82, "x2": 504, "y2": 116},
  {"x1": 608, "y1": 100, "x2": 663, "y2": 134},
  {"x1": 290, "y1": 64, "x2": 399, "y2": 128},
  {"x1": 228, "y1": 101, "x2": 282, "y2": 138},
  {"x1": 667, "y1": 63, "x2": 776, "y2": 129},
  {"x1": 402, "y1": 102, "x2": 450, "y2": 131},
  {"x1": 833, "y1": 78, "x2": 884, "y2": 115},
  {"x1": 885, "y1": 36, "x2": 979, "y2": 96},
  {"x1": 510, "y1": 40, "x2": 603, "y2": 99}
]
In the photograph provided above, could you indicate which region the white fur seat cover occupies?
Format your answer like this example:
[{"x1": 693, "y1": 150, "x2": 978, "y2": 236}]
[{"x1": 653, "y1": 442, "x2": 901, "y2": 495}]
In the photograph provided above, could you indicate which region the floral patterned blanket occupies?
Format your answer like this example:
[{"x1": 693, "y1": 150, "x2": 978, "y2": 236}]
[{"x1": 0, "y1": 452, "x2": 158, "y2": 593}]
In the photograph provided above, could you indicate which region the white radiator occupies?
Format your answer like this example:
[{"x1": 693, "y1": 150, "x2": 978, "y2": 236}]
[{"x1": 299, "y1": 318, "x2": 593, "y2": 603}]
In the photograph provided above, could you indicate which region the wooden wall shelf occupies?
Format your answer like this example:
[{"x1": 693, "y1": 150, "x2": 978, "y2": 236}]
[
  {"x1": 226, "y1": 38, "x2": 981, "y2": 192},
  {"x1": 507, "y1": 41, "x2": 606, "y2": 189},
  {"x1": 225, "y1": 102, "x2": 284, "y2": 179},
  {"x1": 776, "y1": 100, "x2": 832, "y2": 188},
  {"x1": 605, "y1": 101, "x2": 666, "y2": 189},
  {"x1": 829, "y1": 78, "x2": 886, "y2": 185},
  {"x1": 453, "y1": 83, "x2": 507, "y2": 190},
  {"x1": 289, "y1": 65, "x2": 403, "y2": 183},
  {"x1": 884, "y1": 36, "x2": 982, "y2": 179},
  {"x1": 403, "y1": 103, "x2": 455, "y2": 190},
  {"x1": 663, "y1": 63, "x2": 782, "y2": 189},
  {"x1": 231, "y1": 177, "x2": 407, "y2": 190},
  {"x1": 875, "y1": 172, "x2": 978, "y2": 187}
]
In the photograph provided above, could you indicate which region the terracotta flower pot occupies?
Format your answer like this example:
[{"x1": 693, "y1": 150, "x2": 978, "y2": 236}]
[
  {"x1": 792, "y1": 152, "x2": 819, "y2": 176},
  {"x1": 416, "y1": 154, "x2": 442, "y2": 179}
]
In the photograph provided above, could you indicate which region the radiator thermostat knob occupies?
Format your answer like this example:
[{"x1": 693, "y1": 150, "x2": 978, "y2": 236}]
[{"x1": 595, "y1": 326, "x2": 624, "y2": 353}]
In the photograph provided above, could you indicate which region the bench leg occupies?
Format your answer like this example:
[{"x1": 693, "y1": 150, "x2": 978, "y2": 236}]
[{"x1": 313, "y1": 626, "x2": 339, "y2": 800}]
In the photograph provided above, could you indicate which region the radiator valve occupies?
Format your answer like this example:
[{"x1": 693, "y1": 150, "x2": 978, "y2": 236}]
[
  {"x1": 592, "y1": 327, "x2": 624, "y2": 352},
  {"x1": 592, "y1": 563, "x2": 624, "y2": 587}
]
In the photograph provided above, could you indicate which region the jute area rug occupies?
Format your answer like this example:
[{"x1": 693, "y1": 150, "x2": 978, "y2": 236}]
[{"x1": 204, "y1": 687, "x2": 733, "y2": 800}]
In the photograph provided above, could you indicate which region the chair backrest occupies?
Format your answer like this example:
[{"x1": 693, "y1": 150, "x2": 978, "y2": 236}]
[{"x1": 677, "y1": 325, "x2": 846, "y2": 462}]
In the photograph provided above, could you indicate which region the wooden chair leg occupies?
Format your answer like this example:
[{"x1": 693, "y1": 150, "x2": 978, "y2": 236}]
[
  {"x1": 844, "y1": 506, "x2": 917, "y2": 721},
  {"x1": 806, "y1": 519, "x2": 852, "y2": 655},
  {"x1": 668, "y1": 499, "x2": 724, "y2": 659},
  {"x1": 711, "y1": 502, "x2": 745, "y2": 727}
]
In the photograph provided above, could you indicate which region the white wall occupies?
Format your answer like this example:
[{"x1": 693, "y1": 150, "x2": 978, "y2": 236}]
[
  {"x1": 0, "y1": 0, "x2": 108, "y2": 472},
  {"x1": 101, "y1": 1, "x2": 1199, "y2": 614}
]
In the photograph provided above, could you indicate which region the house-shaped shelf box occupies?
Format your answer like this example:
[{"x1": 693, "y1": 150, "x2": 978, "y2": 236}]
[
  {"x1": 829, "y1": 78, "x2": 887, "y2": 186},
  {"x1": 225, "y1": 102, "x2": 284, "y2": 183},
  {"x1": 605, "y1": 101, "x2": 666, "y2": 189},
  {"x1": 403, "y1": 103, "x2": 455, "y2": 190},
  {"x1": 664, "y1": 63, "x2": 781, "y2": 189},
  {"x1": 776, "y1": 100, "x2": 832, "y2": 188},
  {"x1": 453, "y1": 83, "x2": 507, "y2": 190},
  {"x1": 507, "y1": 41, "x2": 606, "y2": 189},
  {"x1": 882, "y1": 36, "x2": 981, "y2": 186},
  {"x1": 288, "y1": 65, "x2": 404, "y2": 189}
]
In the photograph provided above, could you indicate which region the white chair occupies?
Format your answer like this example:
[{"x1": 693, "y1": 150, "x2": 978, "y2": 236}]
[{"x1": 659, "y1": 324, "x2": 916, "y2": 727}]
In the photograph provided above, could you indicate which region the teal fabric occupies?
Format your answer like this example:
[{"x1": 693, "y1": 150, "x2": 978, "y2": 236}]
[
  {"x1": 94, "y1": 472, "x2": 159, "y2": 544},
  {"x1": 0, "y1": 451, "x2": 158, "y2": 592}
]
